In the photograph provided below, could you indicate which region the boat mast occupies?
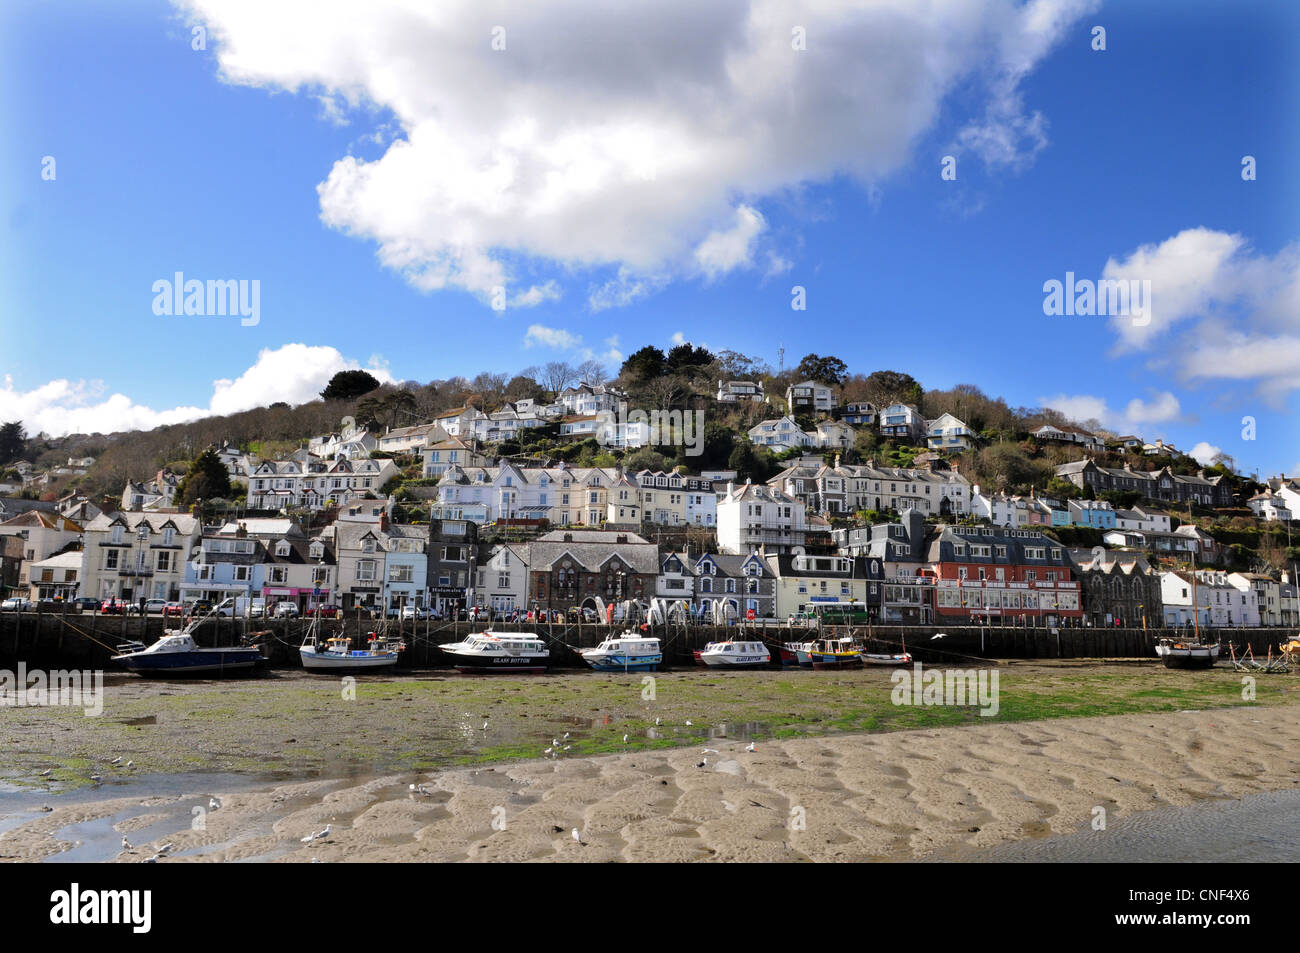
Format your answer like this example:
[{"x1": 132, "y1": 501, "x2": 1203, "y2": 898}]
[{"x1": 1192, "y1": 568, "x2": 1200, "y2": 642}]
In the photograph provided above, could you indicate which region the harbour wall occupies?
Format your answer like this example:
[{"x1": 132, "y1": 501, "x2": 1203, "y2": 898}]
[{"x1": 0, "y1": 607, "x2": 1292, "y2": 671}]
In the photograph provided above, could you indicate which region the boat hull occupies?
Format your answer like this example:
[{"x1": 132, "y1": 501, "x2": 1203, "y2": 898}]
[
  {"x1": 442, "y1": 650, "x2": 549, "y2": 674},
  {"x1": 699, "y1": 653, "x2": 770, "y2": 669},
  {"x1": 300, "y1": 648, "x2": 399, "y2": 672},
  {"x1": 1156, "y1": 641, "x2": 1220, "y2": 669},
  {"x1": 112, "y1": 649, "x2": 264, "y2": 676},
  {"x1": 810, "y1": 654, "x2": 863, "y2": 670},
  {"x1": 583, "y1": 654, "x2": 662, "y2": 672},
  {"x1": 862, "y1": 653, "x2": 912, "y2": 666}
]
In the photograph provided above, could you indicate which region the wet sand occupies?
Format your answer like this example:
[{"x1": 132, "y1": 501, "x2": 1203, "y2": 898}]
[{"x1": 4, "y1": 703, "x2": 1298, "y2": 862}]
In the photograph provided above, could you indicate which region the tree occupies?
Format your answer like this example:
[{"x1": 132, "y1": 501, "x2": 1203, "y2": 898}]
[
  {"x1": 320, "y1": 370, "x2": 380, "y2": 401},
  {"x1": 505, "y1": 373, "x2": 545, "y2": 403},
  {"x1": 0, "y1": 422, "x2": 26, "y2": 464},
  {"x1": 177, "y1": 449, "x2": 232, "y2": 506},
  {"x1": 542, "y1": 361, "x2": 579, "y2": 396},
  {"x1": 862, "y1": 370, "x2": 923, "y2": 409},
  {"x1": 620, "y1": 345, "x2": 666, "y2": 382},
  {"x1": 794, "y1": 353, "x2": 848, "y2": 387},
  {"x1": 665, "y1": 343, "x2": 713, "y2": 372},
  {"x1": 576, "y1": 359, "x2": 609, "y2": 386}
]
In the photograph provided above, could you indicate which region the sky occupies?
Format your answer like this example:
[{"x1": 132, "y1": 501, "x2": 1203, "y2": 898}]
[{"x1": 2, "y1": 0, "x2": 1297, "y2": 477}]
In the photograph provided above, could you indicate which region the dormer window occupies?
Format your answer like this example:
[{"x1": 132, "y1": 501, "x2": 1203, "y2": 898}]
[{"x1": 276, "y1": 540, "x2": 290, "y2": 557}]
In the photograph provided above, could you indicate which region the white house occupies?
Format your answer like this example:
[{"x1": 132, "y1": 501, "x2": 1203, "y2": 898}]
[
  {"x1": 716, "y1": 481, "x2": 807, "y2": 555},
  {"x1": 1160, "y1": 570, "x2": 1257, "y2": 627},
  {"x1": 878, "y1": 404, "x2": 927, "y2": 443},
  {"x1": 970, "y1": 485, "x2": 1029, "y2": 527},
  {"x1": 377, "y1": 422, "x2": 447, "y2": 455},
  {"x1": 785, "y1": 381, "x2": 835, "y2": 415},
  {"x1": 926, "y1": 413, "x2": 978, "y2": 452},
  {"x1": 811, "y1": 419, "x2": 855, "y2": 450},
  {"x1": 716, "y1": 380, "x2": 765, "y2": 403},
  {"x1": 80, "y1": 512, "x2": 200, "y2": 603},
  {"x1": 246, "y1": 457, "x2": 398, "y2": 511},
  {"x1": 748, "y1": 415, "x2": 814, "y2": 450}
]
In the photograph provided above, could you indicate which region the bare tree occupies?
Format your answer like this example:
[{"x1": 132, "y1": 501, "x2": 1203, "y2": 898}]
[
  {"x1": 577, "y1": 359, "x2": 608, "y2": 386},
  {"x1": 543, "y1": 361, "x2": 579, "y2": 396}
]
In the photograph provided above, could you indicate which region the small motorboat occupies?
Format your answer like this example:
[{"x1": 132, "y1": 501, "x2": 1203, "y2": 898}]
[
  {"x1": 861, "y1": 650, "x2": 912, "y2": 666},
  {"x1": 111, "y1": 599, "x2": 265, "y2": 676},
  {"x1": 1155, "y1": 637, "x2": 1221, "y2": 670},
  {"x1": 698, "y1": 639, "x2": 770, "y2": 669},
  {"x1": 581, "y1": 632, "x2": 662, "y2": 672},
  {"x1": 300, "y1": 630, "x2": 403, "y2": 672},
  {"x1": 808, "y1": 637, "x2": 863, "y2": 670},
  {"x1": 439, "y1": 631, "x2": 550, "y2": 673}
]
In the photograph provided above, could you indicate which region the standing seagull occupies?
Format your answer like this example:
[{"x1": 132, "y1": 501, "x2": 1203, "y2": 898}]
[
  {"x1": 571, "y1": 828, "x2": 584, "y2": 845},
  {"x1": 121, "y1": 836, "x2": 133, "y2": 851}
]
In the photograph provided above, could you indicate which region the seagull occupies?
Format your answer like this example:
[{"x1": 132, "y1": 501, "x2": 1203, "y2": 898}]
[
  {"x1": 89, "y1": 774, "x2": 102, "y2": 783},
  {"x1": 156, "y1": 843, "x2": 174, "y2": 854},
  {"x1": 562, "y1": 732, "x2": 570, "y2": 740},
  {"x1": 481, "y1": 721, "x2": 489, "y2": 731},
  {"x1": 121, "y1": 837, "x2": 133, "y2": 850},
  {"x1": 543, "y1": 747, "x2": 553, "y2": 755},
  {"x1": 930, "y1": 633, "x2": 948, "y2": 640},
  {"x1": 563, "y1": 745, "x2": 571, "y2": 751},
  {"x1": 622, "y1": 734, "x2": 629, "y2": 744},
  {"x1": 209, "y1": 798, "x2": 220, "y2": 811},
  {"x1": 145, "y1": 855, "x2": 158, "y2": 863},
  {"x1": 110, "y1": 757, "x2": 122, "y2": 765},
  {"x1": 654, "y1": 718, "x2": 660, "y2": 726},
  {"x1": 318, "y1": 825, "x2": 331, "y2": 839},
  {"x1": 39, "y1": 768, "x2": 51, "y2": 777},
  {"x1": 703, "y1": 748, "x2": 718, "y2": 754},
  {"x1": 746, "y1": 742, "x2": 756, "y2": 752},
  {"x1": 697, "y1": 760, "x2": 707, "y2": 768},
  {"x1": 685, "y1": 720, "x2": 692, "y2": 726},
  {"x1": 126, "y1": 761, "x2": 134, "y2": 769},
  {"x1": 571, "y1": 828, "x2": 584, "y2": 845},
  {"x1": 552, "y1": 738, "x2": 559, "y2": 747}
]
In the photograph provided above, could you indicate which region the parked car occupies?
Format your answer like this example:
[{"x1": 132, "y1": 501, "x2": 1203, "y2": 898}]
[
  {"x1": 399, "y1": 605, "x2": 429, "y2": 621},
  {"x1": 162, "y1": 602, "x2": 185, "y2": 618},
  {"x1": 100, "y1": 598, "x2": 129, "y2": 615},
  {"x1": 136, "y1": 598, "x2": 168, "y2": 615},
  {"x1": 187, "y1": 599, "x2": 215, "y2": 616},
  {"x1": 308, "y1": 604, "x2": 341, "y2": 618},
  {"x1": 1, "y1": 597, "x2": 34, "y2": 612},
  {"x1": 273, "y1": 601, "x2": 299, "y2": 618},
  {"x1": 73, "y1": 597, "x2": 101, "y2": 612}
]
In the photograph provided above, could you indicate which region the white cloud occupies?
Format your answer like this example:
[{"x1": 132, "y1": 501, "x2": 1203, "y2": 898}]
[
  {"x1": 509, "y1": 281, "x2": 562, "y2": 308},
  {"x1": 1, "y1": 344, "x2": 393, "y2": 437},
  {"x1": 523, "y1": 324, "x2": 582, "y2": 350},
  {"x1": 1037, "y1": 390, "x2": 1184, "y2": 434},
  {"x1": 1100, "y1": 228, "x2": 1300, "y2": 402},
  {"x1": 694, "y1": 205, "x2": 765, "y2": 279},
  {"x1": 177, "y1": 0, "x2": 1092, "y2": 307},
  {"x1": 1187, "y1": 441, "x2": 1223, "y2": 466}
]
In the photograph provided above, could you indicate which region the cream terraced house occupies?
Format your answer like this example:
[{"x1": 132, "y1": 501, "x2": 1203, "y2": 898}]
[
  {"x1": 79, "y1": 511, "x2": 200, "y2": 603},
  {"x1": 769, "y1": 459, "x2": 970, "y2": 518},
  {"x1": 245, "y1": 456, "x2": 398, "y2": 511},
  {"x1": 716, "y1": 481, "x2": 807, "y2": 555}
]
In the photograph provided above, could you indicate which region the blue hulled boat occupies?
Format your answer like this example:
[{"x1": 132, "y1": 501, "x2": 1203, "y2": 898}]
[
  {"x1": 580, "y1": 632, "x2": 663, "y2": 672},
  {"x1": 112, "y1": 598, "x2": 265, "y2": 676}
]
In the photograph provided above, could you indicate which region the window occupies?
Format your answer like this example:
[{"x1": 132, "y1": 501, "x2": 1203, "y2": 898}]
[
  {"x1": 155, "y1": 551, "x2": 172, "y2": 573},
  {"x1": 105, "y1": 549, "x2": 119, "y2": 570},
  {"x1": 234, "y1": 566, "x2": 251, "y2": 582}
]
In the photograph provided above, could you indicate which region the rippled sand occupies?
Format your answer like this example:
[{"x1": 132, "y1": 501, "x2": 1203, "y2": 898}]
[{"x1": 5, "y1": 704, "x2": 1298, "y2": 862}]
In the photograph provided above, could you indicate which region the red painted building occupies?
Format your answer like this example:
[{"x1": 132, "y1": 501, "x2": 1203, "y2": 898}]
[{"x1": 926, "y1": 525, "x2": 1083, "y2": 622}]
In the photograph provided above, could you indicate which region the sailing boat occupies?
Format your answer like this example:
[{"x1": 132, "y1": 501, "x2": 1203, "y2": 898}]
[{"x1": 1155, "y1": 570, "x2": 1220, "y2": 669}]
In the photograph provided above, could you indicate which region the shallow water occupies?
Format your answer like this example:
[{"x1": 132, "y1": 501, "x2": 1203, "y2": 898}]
[{"x1": 943, "y1": 788, "x2": 1300, "y2": 863}]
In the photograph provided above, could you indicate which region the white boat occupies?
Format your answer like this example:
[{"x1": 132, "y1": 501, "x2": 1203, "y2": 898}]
[
  {"x1": 439, "y1": 631, "x2": 550, "y2": 673},
  {"x1": 862, "y1": 651, "x2": 912, "y2": 666},
  {"x1": 581, "y1": 632, "x2": 662, "y2": 672},
  {"x1": 697, "y1": 639, "x2": 770, "y2": 669},
  {"x1": 1155, "y1": 638, "x2": 1221, "y2": 670},
  {"x1": 300, "y1": 620, "x2": 403, "y2": 672}
]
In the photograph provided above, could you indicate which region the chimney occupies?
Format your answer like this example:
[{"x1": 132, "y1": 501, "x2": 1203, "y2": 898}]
[{"x1": 726, "y1": 481, "x2": 734, "y2": 498}]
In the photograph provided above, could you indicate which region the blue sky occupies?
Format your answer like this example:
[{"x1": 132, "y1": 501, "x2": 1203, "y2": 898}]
[{"x1": 2, "y1": 0, "x2": 1297, "y2": 477}]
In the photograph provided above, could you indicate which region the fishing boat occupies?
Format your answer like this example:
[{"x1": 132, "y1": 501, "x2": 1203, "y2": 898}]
[
  {"x1": 439, "y1": 631, "x2": 550, "y2": 673},
  {"x1": 1154, "y1": 637, "x2": 1220, "y2": 669},
  {"x1": 580, "y1": 632, "x2": 662, "y2": 672},
  {"x1": 111, "y1": 599, "x2": 265, "y2": 676},
  {"x1": 764, "y1": 638, "x2": 810, "y2": 666},
  {"x1": 697, "y1": 639, "x2": 770, "y2": 668},
  {"x1": 300, "y1": 622, "x2": 403, "y2": 672},
  {"x1": 808, "y1": 636, "x2": 863, "y2": 670}
]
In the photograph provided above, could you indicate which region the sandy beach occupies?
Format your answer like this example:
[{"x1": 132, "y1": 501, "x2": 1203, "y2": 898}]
[{"x1": 4, "y1": 701, "x2": 1297, "y2": 862}]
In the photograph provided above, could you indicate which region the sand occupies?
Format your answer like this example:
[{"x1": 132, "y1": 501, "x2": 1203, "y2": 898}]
[{"x1": 5, "y1": 703, "x2": 1297, "y2": 862}]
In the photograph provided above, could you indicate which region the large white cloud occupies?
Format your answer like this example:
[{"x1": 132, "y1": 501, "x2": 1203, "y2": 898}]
[
  {"x1": 2, "y1": 344, "x2": 393, "y2": 437},
  {"x1": 1037, "y1": 390, "x2": 1185, "y2": 435},
  {"x1": 177, "y1": 0, "x2": 1094, "y2": 308},
  {"x1": 1102, "y1": 228, "x2": 1300, "y2": 402}
]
